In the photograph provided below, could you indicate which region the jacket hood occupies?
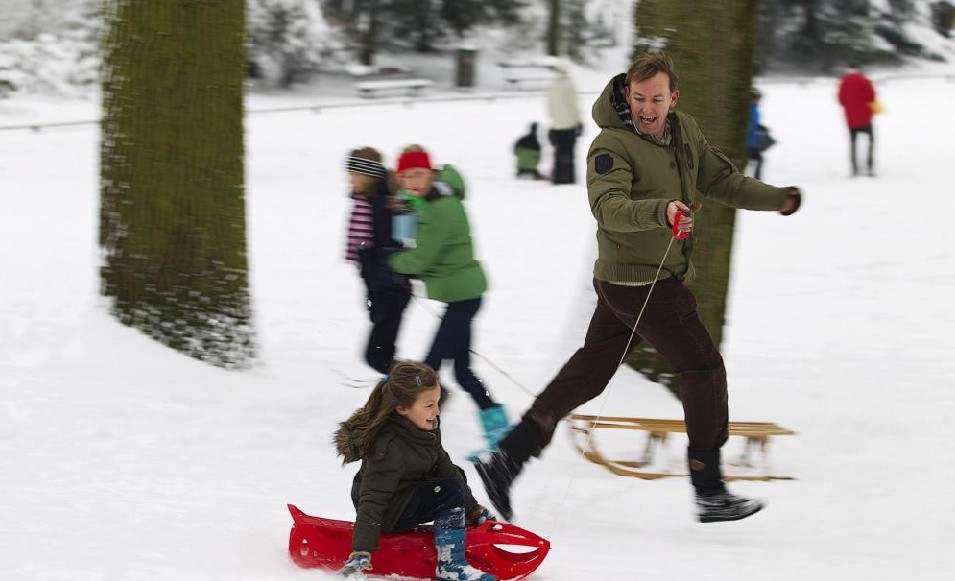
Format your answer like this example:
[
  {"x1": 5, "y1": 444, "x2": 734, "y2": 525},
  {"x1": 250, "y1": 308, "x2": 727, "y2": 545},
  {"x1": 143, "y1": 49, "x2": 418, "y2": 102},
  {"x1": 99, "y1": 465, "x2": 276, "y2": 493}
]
[
  {"x1": 592, "y1": 73, "x2": 634, "y2": 131},
  {"x1": 436, "y1": 164, "x2": 466, "y2": 200},
  {"x1": 334, "y1": 414, "x2": 365, "y2": 463},
  {"x1": 334, "y1": 413, "x2": 439, "y2": 464}
]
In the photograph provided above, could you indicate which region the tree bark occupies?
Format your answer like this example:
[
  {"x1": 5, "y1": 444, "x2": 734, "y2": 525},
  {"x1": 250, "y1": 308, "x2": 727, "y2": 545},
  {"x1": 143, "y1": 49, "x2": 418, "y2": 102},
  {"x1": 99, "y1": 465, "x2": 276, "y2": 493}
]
[
  {"x1": 629, "y1": 0, "x2": 760, "y2": 398},
  {"x1": 100, "y1": 0, "x2": 255, "y2": 368},
  {"x1": 360, "y1": 0, "x2": 380, "y2": 65},
  {"x1": 547, "y1": 0, "x2": 561, "y2": 55}
]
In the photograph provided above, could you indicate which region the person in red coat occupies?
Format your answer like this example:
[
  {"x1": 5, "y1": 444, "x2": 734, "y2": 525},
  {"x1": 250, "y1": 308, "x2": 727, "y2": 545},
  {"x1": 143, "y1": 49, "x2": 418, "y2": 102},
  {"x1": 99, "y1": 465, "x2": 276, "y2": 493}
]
[{"x1": 838, "y1": 64, "x2": 877, "y2": 177}]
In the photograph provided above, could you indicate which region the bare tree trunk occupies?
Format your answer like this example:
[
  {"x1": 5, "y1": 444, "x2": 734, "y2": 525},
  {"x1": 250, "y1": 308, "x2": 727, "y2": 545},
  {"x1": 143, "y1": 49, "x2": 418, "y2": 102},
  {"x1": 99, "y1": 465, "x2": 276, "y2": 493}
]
[
  {"x1": 628, "y1": 0, "x2": 760, "y2": 398},
  {"x1": 360, "y1": 0, "x2": 380, "y2": 65},
  {"x1": 100, "y1": 0, "x2": 255, "y2": 369},
  {"x1": 547, "y1": 0, "x2": 561, "y2": 55},
  {"x1": 564, "y1": 0, "x2": 585, "y2": 61}
]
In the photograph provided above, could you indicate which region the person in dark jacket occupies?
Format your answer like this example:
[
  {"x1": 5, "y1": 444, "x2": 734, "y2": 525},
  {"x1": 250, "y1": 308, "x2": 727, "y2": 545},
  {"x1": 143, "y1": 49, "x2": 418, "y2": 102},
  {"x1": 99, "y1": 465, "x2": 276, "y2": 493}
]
[
  {"x1": 343, "y1": 147, "x2": 411, "y2": 375},
  {"x1": 334, "y1": 360, "x2": 495, "y2": 580},
  {"x1": 838, "y1": 64, "x2": 877, "y2": 177},
  {"x1": 472, "y1": 52, "x2": 802, "y2": 525},
  {"x1": 513, "y1": 122, "x2": 542, "y2": 179}
]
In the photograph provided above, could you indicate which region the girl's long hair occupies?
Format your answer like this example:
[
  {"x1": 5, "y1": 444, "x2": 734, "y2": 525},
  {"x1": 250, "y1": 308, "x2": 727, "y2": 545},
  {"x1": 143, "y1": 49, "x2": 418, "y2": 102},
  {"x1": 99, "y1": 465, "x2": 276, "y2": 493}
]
[{"x1": 334, "y1": 360, "x2": 438, "y2": 463}]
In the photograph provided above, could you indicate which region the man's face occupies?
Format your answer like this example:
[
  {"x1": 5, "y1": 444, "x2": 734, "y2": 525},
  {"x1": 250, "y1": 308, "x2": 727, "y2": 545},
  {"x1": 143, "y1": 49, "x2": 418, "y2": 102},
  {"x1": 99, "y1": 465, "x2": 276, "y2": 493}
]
[
  {"x1": 396, "y1": 384, "x2": 441, "y2": 431},
  {"x1": 397, "y1": 167, "x2": 433, "y2": 196},
  {"x1": 625, "y1": 71, "x2": 679, "y2": 139}
]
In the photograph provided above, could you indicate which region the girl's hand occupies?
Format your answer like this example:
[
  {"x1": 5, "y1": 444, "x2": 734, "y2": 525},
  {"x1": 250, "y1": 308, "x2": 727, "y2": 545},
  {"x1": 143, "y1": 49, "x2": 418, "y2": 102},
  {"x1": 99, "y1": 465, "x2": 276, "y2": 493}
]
[
  {"x1": 340, "y1": 551, "x2": 372, "y2": 576},
  {"x1": 467, "y1": 504, "x2": 496, "y2": 525}
]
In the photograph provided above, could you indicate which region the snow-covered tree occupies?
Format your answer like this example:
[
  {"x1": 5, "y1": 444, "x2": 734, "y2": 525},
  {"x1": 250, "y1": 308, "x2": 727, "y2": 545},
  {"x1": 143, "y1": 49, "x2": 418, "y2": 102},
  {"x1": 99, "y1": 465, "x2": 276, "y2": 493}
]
[
  {"x1": 0, "y1": 0, "x2": 100, "y2": 95},
  {"x1": 248, "y1": 0, "x2": 329, "y2": 87},
  {"x1": 322, "y1": 0, "x2": 524, "y2": 64},
  {"x1": 757, "y1": 0, "x2": 953, "y2": 71}
]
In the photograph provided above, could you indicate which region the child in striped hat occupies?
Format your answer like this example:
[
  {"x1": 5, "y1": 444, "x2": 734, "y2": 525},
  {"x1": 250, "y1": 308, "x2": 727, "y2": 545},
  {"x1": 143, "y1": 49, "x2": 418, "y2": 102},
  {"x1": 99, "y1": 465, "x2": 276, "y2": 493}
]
[
  {"x1": 344, "y1": 147, "x2": 387, "y2": 264},
  {"x1": 343, "y1": 147, "x2": 411, "y2": 376}
]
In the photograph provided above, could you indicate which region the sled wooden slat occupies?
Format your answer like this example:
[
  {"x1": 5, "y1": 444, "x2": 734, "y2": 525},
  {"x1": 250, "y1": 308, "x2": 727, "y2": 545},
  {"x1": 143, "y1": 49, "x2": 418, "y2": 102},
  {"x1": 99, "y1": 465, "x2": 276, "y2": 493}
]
[
  {"x1": 570, "y1": 414, "x2": 795, "y2": 439},
  {"x1": 568, "y1": 413, "x2": 796, "y2": 481}
]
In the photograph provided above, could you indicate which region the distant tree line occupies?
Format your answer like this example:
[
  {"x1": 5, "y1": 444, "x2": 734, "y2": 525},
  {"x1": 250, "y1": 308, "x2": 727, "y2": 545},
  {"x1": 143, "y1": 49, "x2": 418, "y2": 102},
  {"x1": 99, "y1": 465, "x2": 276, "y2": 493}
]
[
  {"x1": 322, "y1": 0, "x2": 525, "y2": 64},
  {"x1": 755, "y1": 0, "x2": 955, "y2": 72},
  {"x1": 2, "y1": 0, "x2": 954, "y2": 96}
]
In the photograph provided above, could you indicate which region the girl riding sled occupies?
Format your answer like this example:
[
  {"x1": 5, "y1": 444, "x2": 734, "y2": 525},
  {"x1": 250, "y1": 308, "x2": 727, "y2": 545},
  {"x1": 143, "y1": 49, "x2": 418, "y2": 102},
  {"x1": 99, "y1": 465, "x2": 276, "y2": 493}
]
[{"x1": 334, "y1": 360, "x2": 496, "y2": 580}]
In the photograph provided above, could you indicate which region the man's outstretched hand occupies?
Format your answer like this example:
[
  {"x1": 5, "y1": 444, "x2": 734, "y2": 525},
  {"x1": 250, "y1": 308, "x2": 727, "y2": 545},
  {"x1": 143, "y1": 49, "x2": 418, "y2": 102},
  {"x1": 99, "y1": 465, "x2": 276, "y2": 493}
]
[{"x1": 780, "y1": 187, "x2": 802, "y2": 216}]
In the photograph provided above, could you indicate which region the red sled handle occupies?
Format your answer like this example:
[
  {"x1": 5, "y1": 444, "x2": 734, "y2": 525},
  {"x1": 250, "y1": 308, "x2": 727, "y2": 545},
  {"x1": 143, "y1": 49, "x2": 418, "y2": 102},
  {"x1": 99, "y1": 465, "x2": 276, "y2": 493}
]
[{"x1": 672, "y1": 209, "x2": 690, "y2": 239}]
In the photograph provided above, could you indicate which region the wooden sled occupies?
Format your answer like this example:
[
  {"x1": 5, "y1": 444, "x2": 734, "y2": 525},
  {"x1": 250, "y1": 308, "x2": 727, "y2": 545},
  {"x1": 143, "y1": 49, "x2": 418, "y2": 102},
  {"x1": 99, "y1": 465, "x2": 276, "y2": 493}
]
[{"x1": 568, "y1": 413, "x2": 796, "y2": 481}]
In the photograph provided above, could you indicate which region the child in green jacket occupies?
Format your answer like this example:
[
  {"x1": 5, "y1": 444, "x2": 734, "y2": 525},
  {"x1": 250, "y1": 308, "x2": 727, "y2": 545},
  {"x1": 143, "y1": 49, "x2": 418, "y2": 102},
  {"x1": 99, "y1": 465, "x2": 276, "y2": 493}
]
[
  {"x1": 513, "y1": 122, "x2": 542, "y2": 179},
  {"x1": 388, "y1": 147, "x2": 509, "y2": 453}
]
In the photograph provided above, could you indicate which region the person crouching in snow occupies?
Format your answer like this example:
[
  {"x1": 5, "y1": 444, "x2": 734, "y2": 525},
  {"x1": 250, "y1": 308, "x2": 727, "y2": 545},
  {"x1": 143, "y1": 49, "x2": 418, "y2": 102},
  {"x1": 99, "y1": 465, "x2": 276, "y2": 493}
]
[
  {"x1": 386, "y1": 146, "x2": 509, "y2": 453},
  {"x1": 513, "y1": 122, "x2": 542, "y2": 179},
  {"x1": 335, "y1": 360, "x2": 497, "y2": 580}
]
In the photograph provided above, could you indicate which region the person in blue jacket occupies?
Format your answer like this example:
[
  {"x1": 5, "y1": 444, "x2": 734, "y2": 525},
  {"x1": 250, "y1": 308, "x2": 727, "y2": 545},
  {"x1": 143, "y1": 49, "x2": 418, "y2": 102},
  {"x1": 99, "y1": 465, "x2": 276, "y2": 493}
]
[{"x1": 746, "y1": 89, "x2": 774, "y2": 180}]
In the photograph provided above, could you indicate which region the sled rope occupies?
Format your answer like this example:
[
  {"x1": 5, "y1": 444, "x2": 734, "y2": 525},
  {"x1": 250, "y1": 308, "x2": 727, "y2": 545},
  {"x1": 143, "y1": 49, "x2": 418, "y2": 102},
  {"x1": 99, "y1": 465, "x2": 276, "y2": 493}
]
[
  {"x1": 615, "y1": 234, "x2": 678, "y2": 368},
  {"x1": 409, "y1": 293, "x2": 538, "y2": 398},
  {"x1": 407, "y1": 226, "x2": 680, "y2": 412},
  {"x1": 556, "y1": 231, "x2": 680, "y2": 510}
]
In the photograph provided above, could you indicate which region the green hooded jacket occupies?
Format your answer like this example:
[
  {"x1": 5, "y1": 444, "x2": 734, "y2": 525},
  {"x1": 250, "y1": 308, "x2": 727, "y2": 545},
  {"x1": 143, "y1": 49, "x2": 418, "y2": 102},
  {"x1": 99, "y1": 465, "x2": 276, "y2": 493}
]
[
  {"x1": 514, "y1": 145, "x2": 541, "y2": 172},
  {"x1": 587, "y1": 73, "x2": 791, "y2": 284},
  {"x1": 389, "y1": 164, "x2": 488, "y2": 303},
  {"x1": 335, "y1": 414, "x2": 477, "y2": 552}
]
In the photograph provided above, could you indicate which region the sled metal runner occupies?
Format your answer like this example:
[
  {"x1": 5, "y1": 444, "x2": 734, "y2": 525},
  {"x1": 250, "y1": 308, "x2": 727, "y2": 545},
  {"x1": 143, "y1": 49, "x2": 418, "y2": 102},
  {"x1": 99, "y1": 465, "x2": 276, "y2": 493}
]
[
  {"x1": 568, "y1": 413, "x2": 796, "y2": 481},
  {"x1": 287, "y1": 504, "x2": 550, "y2": 581}
]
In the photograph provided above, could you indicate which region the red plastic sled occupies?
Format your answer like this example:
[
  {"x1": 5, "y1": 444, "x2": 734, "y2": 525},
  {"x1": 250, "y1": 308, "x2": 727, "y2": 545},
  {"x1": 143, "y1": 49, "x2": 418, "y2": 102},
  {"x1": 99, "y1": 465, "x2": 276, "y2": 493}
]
[{"x1": 287, "y1": 504, "x2": 550, "y2": 581}]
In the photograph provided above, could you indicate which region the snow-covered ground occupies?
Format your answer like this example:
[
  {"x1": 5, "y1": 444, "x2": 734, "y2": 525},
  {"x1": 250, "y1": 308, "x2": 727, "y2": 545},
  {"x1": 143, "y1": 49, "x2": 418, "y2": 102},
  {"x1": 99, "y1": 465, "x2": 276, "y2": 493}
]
[{"x1": 2, "y1": 52, "x2": 955, "y2": 580}]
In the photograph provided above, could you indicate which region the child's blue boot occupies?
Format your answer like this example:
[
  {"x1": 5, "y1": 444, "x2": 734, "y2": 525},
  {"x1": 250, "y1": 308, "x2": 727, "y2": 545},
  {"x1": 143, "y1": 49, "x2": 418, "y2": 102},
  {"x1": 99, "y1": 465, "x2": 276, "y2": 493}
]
[
  {"x1": 434, "y1": 526, "x2": 496, "y2": 581},
  {"x1": 479, "y1": 404, "x2": 510, "y2": 452}
]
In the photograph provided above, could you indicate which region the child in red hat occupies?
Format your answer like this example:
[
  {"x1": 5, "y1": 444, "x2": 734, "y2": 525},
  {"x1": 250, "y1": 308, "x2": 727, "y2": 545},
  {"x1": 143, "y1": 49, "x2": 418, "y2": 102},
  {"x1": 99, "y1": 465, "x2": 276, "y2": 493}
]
[{"x1": 387, "y1": 146, "x2": 509, "y2": 453}]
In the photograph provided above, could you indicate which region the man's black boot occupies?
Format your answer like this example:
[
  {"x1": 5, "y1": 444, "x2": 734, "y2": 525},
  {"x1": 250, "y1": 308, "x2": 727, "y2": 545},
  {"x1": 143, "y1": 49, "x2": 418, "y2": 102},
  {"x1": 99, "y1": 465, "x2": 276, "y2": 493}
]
[
  {"x1": 471, "y1": 419, "x2": 541, "y2": 521},
  {"x1": 689, "y1": 448, "x2": 765, "y2": 523}
]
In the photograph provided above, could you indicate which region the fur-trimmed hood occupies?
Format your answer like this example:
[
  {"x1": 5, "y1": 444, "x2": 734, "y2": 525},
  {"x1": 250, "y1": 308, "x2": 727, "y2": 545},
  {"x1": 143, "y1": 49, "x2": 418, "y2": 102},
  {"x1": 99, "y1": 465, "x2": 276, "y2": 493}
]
[
  {"x1": 334, "y1": 413, "x2": 442, "y2": 464},
  {"x1": 333, "y1": 414, "x2": 366, "y2": 464}
]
